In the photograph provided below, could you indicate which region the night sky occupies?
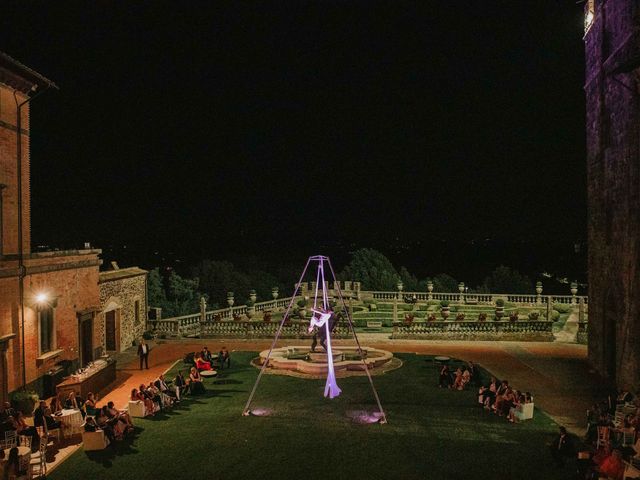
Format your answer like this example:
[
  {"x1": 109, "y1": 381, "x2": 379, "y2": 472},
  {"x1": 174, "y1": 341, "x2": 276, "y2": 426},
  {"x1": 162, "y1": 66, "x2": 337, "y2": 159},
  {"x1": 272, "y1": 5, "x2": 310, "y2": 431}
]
[{"x1": 1, "y1": 2, "x2": 587, "y2": 281}]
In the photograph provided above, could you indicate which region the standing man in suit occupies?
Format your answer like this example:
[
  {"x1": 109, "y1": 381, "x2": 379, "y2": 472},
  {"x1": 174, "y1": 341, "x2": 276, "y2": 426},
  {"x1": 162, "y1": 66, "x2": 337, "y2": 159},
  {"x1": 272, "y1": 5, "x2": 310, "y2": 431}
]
[
  {"x1": 138, "y1": 338, "x2": 150, "y2": 370},
  {"x1": 549, "y1": 426, "x2": 574, "y2": 467}
]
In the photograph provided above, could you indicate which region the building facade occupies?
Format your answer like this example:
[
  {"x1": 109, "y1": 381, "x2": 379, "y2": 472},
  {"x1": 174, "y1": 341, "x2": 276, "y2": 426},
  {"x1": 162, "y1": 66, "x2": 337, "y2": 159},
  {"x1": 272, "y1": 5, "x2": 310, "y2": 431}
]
[
  {"x1": 99, "y1": 267, "x2": 148, "y2": 353},
  {"x1": 584, "y1": 1, "x2": 640, "y2": 388},
  {"x1": 0, "y1": 53, "x2": 147, "y2": 403}
]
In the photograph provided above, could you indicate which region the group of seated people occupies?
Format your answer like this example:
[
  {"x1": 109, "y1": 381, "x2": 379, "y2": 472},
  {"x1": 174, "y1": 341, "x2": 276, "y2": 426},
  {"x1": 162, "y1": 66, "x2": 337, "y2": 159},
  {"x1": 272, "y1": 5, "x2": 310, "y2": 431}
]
[
  {"x1": 477, "y1": 378, "x2": 534, "y2": 423},
  {"x1": 83, "y1": 401, "x2": 134, "y2": 444},
  {"x1": 193, "y1": 346, "x2": 231, "y2": 371},
  {"x1": 438, "y1": 362, "x2": 477, "y2": 391},
  {"x1": 578, "y1": 388, "x2": 640, "y2": 479},
  {"x1": 0, "y1": 401, "x2": 40, "y2": 452},
  {"x1": 130, "y1": 372, "x2": 186, "y2": 417}
]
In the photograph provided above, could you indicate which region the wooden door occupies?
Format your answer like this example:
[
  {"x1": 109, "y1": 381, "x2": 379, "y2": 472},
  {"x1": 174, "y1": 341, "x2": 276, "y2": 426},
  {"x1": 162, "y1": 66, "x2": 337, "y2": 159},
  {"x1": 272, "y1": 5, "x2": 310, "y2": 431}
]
[
  {"x1": 81, "y1": 317, "x2": 93, "y2": 366},
  {"x1": 105, "y1": 311, "x2": 117, "y2": 351}
]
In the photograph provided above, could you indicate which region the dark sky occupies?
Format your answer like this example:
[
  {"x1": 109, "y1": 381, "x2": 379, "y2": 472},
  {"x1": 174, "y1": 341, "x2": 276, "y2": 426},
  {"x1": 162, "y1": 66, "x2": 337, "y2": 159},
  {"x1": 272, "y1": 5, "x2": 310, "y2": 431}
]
[{"x1": 1, "y1": 1, "x2": 587, "y2": 276}]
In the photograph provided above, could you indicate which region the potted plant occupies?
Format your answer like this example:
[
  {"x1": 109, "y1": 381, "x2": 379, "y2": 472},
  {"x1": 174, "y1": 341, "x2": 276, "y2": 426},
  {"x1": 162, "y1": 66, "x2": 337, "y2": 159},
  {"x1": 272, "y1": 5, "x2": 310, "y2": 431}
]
[
  {"x1": 456, "y1": 312, "x2": 466, "y2": 321},
  {"x1": 478, "y1": 312, "x2": 487, "y2": 322},
  {"x1": 11, "y1": 390, "x2": 38, "y2": 416},
  {"x1": 440, "y1": 300, "x2": 450, "y2": 319},
  {"x1": 249, "y1": 289, "x2": 257, "y2": 303},
  {"x1": 495, "y1": 299, "x2": 505, "y2": 319},
  {"x1": 535, "y1": 281, "x2": 543, "y2": 295},
  {"x1": 404, "y1": 313, "x2": 415, "y2": 325},
  {"x1": 263, "y1": 311, "x2": 272, "y2": 322},
  {"x1": 509, "y1": 312, "x2": 519, "y2": 323},
  {"x1": 427, "y1": 313, "x2": 437, "y2": 322},
  {"x1": 528, "y1": 310, "x2": 540, "y2": 321}
]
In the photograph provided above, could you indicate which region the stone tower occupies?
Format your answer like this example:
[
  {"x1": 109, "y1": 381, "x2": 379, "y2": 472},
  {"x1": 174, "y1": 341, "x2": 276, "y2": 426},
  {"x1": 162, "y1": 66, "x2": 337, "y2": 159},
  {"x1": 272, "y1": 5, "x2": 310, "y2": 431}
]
[{"x1": 583, "y1": 0, "x2": 640, "y2": 389}]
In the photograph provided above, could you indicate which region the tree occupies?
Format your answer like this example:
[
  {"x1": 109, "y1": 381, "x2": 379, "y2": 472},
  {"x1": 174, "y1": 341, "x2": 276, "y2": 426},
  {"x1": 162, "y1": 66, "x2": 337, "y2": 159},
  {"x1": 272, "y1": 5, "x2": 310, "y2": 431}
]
[
  {"x1": 482, "y1": 265, "x2": 532, "y2": 294},
  {"x1": 146, "y1": 268, "x2": 203, "y2": 317},
  {"x1": 398, "y1": 266, "x2": 420, "y2": 292},
  {"x1": 165, "y1": 270, "x2": 202, "y2": 317},
  {"x1": 430, "y1": 273, "x2": 458, "y2": 292},
  {"x1": 340, "y1": 248, "x2": 399, "y2": 290},
  {"x1": 147, "y1": 268, "x2": 167, "y2": 309}
]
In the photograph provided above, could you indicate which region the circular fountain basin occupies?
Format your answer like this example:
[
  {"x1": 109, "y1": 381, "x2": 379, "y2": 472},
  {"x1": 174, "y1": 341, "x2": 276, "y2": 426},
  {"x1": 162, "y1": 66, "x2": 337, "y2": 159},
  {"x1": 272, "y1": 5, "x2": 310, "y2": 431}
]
[{"x1": 258, "y1": 346, "x2": 394, "y2": 376}]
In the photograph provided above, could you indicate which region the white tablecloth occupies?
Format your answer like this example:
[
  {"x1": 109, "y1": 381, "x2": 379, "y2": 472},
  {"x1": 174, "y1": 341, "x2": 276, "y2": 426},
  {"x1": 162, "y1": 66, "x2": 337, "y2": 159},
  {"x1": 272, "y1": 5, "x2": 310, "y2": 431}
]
[{"x1": 58, "y1": 409, "x2": 83, "y2": 436}]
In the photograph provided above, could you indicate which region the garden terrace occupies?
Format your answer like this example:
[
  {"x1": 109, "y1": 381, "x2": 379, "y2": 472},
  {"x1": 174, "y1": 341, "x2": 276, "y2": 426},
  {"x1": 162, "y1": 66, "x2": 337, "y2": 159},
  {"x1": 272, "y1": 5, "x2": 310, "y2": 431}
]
[{"x1": 150, "y1": 285, "x2": 587, "y2": 342}]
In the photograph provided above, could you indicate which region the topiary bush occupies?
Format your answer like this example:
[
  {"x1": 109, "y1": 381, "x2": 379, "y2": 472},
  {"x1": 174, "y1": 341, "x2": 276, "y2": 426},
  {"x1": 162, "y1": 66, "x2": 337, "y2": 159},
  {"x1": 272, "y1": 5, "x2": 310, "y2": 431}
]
[
  {"x1": 553, "y1": 303, "x2": 572, "y2": 314},
  {"x1": 297, "y1": 299, "x2": 307, "y2": 308},
  {"x1": 528, "y1": 311, "x2": 540, "y2": 320},
  {"x1": 495, "y1": 299, "x2": 505, "y2": 307},
  {"x1": 11, "y1": 390, "x2": 38, "y2": 416},
  {"x1": 402, "y1": 304, "x2": 413, "y2": 312},
  {"x1": 440, "y1": 300, "x2": 450, "y2": 308}
]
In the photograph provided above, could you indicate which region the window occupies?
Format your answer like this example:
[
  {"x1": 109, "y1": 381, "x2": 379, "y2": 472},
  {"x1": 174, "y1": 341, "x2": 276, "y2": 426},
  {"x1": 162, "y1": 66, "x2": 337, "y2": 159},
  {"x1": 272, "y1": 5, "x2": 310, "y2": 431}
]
[
  {"x1": 134, "y1": 300, "x2": 140, "y2": 324},
  {"x1": 39, "y1": 306, "x2": 55, "y2": 354}
]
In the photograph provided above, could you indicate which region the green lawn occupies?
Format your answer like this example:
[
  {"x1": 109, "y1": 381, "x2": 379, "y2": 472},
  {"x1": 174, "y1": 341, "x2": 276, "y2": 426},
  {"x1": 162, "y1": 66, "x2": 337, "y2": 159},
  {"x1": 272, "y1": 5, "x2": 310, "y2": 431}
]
[{"x1": 50, "y1": 353, "x2": 569, "y2": 480}]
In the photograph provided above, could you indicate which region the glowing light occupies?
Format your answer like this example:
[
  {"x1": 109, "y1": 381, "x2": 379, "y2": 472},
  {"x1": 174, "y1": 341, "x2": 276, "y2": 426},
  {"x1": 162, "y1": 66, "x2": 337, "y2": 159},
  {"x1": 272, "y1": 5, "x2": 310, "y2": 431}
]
[{"x1": 35, "y1": 293, "x2": 48, "y2": 304}]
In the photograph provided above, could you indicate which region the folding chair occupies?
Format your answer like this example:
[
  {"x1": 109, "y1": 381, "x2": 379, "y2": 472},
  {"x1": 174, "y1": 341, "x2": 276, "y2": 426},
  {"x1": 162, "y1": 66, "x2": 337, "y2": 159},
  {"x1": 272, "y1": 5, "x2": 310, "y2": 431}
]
[
  {"x1": 29, "y1": 437, "x2": 47, "y2": 478},
  {"x1": 622, "y1": 428, "x2": 636, "y2": 447},
  {"x1": 596, "y1": 426, "x2": 610, "y2": 449},
  {"x1": 613, "y1": 410, "x2": 625, "y2": 428},
  {"x1": 18, "y1": 435, "x2": 31, "y2": 448},
  {"x1": 4, "y1": 430, "x2": 17, "y2": 447}
]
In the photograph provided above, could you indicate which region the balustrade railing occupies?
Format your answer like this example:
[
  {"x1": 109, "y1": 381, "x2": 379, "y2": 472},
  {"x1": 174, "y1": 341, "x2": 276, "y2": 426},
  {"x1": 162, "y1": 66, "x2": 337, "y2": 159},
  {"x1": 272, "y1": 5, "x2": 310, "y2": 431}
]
[
  {"x1": 392, "y1": 320, "x2": 554, "y2": 338},
  {"x1": 151, "y1": 287, "x2": 586, "y2": 339}
]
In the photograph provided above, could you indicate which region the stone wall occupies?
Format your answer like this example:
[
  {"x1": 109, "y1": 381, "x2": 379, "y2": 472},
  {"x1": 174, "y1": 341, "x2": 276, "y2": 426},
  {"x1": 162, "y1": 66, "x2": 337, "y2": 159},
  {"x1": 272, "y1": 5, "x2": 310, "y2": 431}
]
[
  {"x1": 584, "y1": 0, "x2": 640, "y2": 388},
  {"x1": 99, "y1": 268, "x2": 147, "y2": 352}
]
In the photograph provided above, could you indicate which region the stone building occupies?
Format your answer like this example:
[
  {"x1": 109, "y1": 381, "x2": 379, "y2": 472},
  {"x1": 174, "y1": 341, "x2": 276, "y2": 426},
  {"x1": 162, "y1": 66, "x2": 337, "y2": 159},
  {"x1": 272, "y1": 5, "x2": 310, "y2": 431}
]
[
  {"x1": 0, "y1": 53, "x2": 147, "y2": 403},
  {"x1": 99, "y1": 266, "x2": 148, "y2": 353},
  {"x1": 584, "y1": 1, "x2": 640, "y2": 388}
]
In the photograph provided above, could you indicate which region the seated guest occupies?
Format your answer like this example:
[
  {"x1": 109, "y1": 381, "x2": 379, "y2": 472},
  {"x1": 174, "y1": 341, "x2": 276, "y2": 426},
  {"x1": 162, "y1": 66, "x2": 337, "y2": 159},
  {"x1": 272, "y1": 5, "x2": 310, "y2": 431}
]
[
  {"x1": 131, "y1": 388, "x2": 155, "y2": 417},
  {"x1": 14, "y1": 411, "x2": 38, "y2": 444},
  {"x1": 106, "y1": 401, "x2": 133, "y2": 432},
  {"x1": 189, "y1": 367, "x2": 206, "y2": 395},
  {"x1": 0, "y1": 450, "x2": 5, "y2": 479},
  {"x1": 49, "y1": 393, "x2": 65, "y2": 413},
  {"x1": 174, "y1": 371, "x2": 189, "y2": 400},
  {"x1": 3, "y1": 446, "x2": 25, "y2": 479},
  {"x1": 83, "y1": 416, "x2": 98, "y2": 432},
  {"x1": 34, "y1": 400, "x2": 61, "y2": 431},
  {"x1": 438, "y1": 365, "x2": 451, "y2": 388},
  {"x1": 140, "y1": 384, "x2": 161, "y2": 413},
  {"x1": 194, "y1": 353, "x2": 213, "y2": 371},
  {"x1": 84, "y1": 392, "x2": 99, "y2": 416},
  {"x1": 154, "y1": 374, "x2": 177, "y2": 405},
  {"x1": 508, "y1": 393, "x2": 526, "y2": 423},
  {"x1": 95, "y1": 407, "x2": 117, "y2": 443},
  {"x1": 101, "y1": 405, "x2": 127, "y2": 440},
  {"x1": 201, "y1": 346, "x2": 214, "y2": 363},
  {"x1": 65, "y1": 391, "x2": 84, "y2": 411},
  {"x1": 0, "y1": 402, "x2": 15, "y2": 424},
  {"x1": 598, "y1": 448, "x2": 625, "y2": 480},
  {"x1": 219, "y1": 346, "x2": 231, "y2": 369}
]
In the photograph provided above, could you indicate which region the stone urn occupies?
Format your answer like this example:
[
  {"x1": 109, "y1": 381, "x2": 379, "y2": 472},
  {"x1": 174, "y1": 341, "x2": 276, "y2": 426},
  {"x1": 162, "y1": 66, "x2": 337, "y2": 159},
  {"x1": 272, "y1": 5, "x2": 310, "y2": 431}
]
[
  {"x1": 440, "y1": 301, "x2": 450, "y2": 320},
  {"x1": 570, "y1": 282, "x2": 578, "y2": 296},
  {"x1": 249, "y1": 290, "x2": 257, "y2": 303},
  {"x1": 535, "y1": 282, "x2": 543, "y2": 295},
  {"x1": 271, "y1": 287, "x2": 279, "y2": 300}
]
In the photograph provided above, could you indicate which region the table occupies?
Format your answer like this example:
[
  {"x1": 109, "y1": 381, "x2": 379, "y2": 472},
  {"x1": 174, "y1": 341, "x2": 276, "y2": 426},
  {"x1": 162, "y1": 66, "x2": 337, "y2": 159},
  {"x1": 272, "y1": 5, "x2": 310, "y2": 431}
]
[
  {"x1": 56, "y1": 360, "x2": 116, "y2": 398},
  {"x1": 434, "y1": 356, "x2": 450, "y2": 364},
  {"x1": 200, "y1": 370, "x2": 217, "y2": 378},
  {"x1": 57, "y1": 409, "x2": 83, "y2": 437}
]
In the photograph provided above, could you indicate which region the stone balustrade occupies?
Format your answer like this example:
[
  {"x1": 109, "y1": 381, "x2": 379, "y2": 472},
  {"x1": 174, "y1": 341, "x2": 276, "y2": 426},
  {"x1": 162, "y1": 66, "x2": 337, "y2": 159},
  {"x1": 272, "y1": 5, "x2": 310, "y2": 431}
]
[
  {"x1": 391, "y1": 320, "x2": 554, "y2": 341},
  {"x1": 150, "y1": 286, "x2": 587, "y2": 341}
]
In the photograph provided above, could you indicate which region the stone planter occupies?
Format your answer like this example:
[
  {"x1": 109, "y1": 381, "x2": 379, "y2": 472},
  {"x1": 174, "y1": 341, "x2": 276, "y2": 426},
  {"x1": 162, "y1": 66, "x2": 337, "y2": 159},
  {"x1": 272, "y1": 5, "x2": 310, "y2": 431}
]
[
  {"x1": 495, "y1": 307, "x2": 504, "y2": 319},
  {"x1": 441, "y1": 307, "x2": 450, "y2": 320}
]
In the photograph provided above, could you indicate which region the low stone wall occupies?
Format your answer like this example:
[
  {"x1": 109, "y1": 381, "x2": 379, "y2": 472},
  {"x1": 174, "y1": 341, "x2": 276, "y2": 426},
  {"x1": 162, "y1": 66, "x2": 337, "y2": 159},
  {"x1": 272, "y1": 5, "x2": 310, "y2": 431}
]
[{"x1": 391, "y1": 320, "x2": 555, "y2": 342}]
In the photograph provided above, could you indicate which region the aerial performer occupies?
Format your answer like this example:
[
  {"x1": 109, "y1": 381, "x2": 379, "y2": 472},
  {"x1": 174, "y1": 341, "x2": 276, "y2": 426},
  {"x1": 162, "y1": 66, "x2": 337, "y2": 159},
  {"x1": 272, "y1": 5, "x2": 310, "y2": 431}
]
[{"x1": 309, "y1": 308, "x2": 342, "y2": 398}]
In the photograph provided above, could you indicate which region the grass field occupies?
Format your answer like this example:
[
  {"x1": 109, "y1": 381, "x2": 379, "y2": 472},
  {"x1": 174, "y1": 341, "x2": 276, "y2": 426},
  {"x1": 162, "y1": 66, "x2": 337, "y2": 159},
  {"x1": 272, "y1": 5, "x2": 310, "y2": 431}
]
[{"x1": 50, "y1": 353, "x2": 570, "y2": 480}]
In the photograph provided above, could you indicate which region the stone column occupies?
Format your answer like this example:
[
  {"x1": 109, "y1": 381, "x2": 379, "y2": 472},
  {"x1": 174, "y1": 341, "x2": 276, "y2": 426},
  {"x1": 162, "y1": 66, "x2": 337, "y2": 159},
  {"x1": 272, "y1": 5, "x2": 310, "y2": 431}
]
[
  {"x1": 393, "y1": 297, "x2": 398, "y2": 324},
  {"x1": 200, "y1": 296, "x2": 207, "y2": 323}
]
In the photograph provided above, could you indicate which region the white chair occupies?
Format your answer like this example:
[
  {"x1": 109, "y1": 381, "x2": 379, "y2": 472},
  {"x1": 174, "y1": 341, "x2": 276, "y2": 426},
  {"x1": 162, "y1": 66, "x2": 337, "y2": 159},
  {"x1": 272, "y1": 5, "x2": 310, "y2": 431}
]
[
  {"x1": 622, "y1": 428, "x2": 636, "y2": 447},
  {"x1": 18, "y1": 435, "x2": 31, "y2": 448},
  {"x1": 4, "y1": 430, "x2": 17, "y2": 447},
  {"x1": 82, "y1": 429, "x2": 109, "y2": 451},
  {"x1": 29, "y1": 439, "x2": 47, "y2": 478},
  {"x1": 127, "y1": 400, "x2": 146, "y2": 418},
  {"x1": 43, "y1": 421, "x2": 61, "y2": 445},
  {"x1": 597, "y1": 426, "x2": 610, "y2": 449},
  {"x1": 613, "y1": 410, "x2": 625, "y2": 428},
  {"x1": 514, "y1": 402, "x2": 534, "y2": 422}
]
